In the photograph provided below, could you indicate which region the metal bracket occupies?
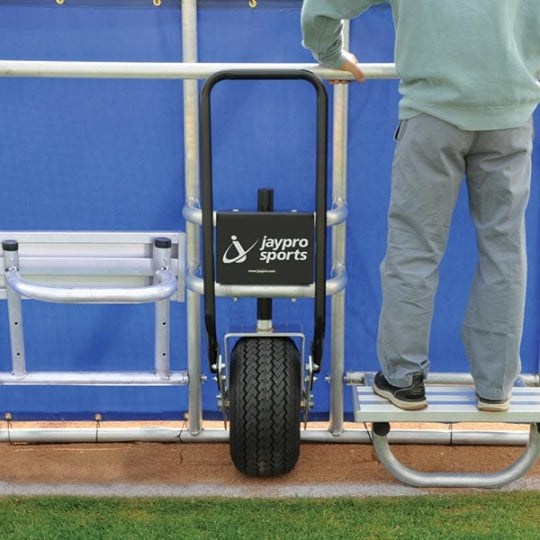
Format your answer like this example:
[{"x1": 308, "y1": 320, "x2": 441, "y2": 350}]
[
  {"x1": 215, "y1": 354, "x2": 228, "y2": 429},
  {"x1": 223, "y1": 325, "x2": 307, "y2": 427},
  {"x1": 303, "y1": 355, "x2": 316, "y2": 428}
]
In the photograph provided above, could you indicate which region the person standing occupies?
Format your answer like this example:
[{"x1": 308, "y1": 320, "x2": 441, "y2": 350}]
[{"x1": 301, "y1": 1, "x2": 540, "y2": 410}]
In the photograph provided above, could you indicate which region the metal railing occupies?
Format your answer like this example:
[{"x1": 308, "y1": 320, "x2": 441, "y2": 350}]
[{"x1": 0, "y1": 59, "x2": 397, "y2": 80}]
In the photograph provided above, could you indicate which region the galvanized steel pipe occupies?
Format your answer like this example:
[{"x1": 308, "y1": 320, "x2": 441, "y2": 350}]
[
  {"x1": 5, "y1": 267, "x2": 178, "y2": 304},
  {"x1": 182, "y1": 0, "x2": 204, "y2": 435},
  {"x1": 0, "y1": 426, "x2": 530, "y2": 446},
  {"x1": 0, "y1": 60, "x2": 398, "y2": 81}
]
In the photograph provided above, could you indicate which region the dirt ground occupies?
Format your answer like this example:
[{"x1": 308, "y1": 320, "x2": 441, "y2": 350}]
[{"x1": 1, "y1": 421, "x2": 539, "y2": 496}]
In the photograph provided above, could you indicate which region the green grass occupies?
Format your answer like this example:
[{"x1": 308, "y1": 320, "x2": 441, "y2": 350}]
[{"x1": 1, "y1": 492, "x2": 540, "y2": 539}]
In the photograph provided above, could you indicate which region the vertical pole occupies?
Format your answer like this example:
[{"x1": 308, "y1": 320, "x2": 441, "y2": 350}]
[
  {"x1": 328, "y1": 21, "x2": 350, "y2": 435},
  {"x1": 153, "y1": 238, "x2": 172, "y2": 379},
  {"x1": 3, "y1": 241, "x2": 26, "y2": 378},
  {"x1": 256, "y1": 188, "x2": 273, "y2": 331},
  {"x1": 182, "y1": 0, "x2": 203, "y2": 434}
]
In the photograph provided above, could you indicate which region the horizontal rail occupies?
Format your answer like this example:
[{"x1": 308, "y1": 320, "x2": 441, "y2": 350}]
[
  {"x1": 5, "y1": 267, "x2": 178, "y2": 304},
  {"x1": 182, "y1": 198, "x2": 348, "y2": 227},
  {"x1": 0, "y1": 371, "x2": 189, "y2": 386},
  {"x1": 186, "y1": 262, "x2": 346, "y2": 298},
  {"x1": 2, "y1": 257, "x2": 171, "y2": 277},
  {"x1": 0, "y1": 60, "x2": 399, "y2": 81},
  {"x1": 0, "y1": 231, "x2": 183, "y2": 245},
  {"x1": 347, "y1": 371, "x2": 540, "y2": 387},
  {"x1": 0, "y1": 427, "x2": 531, "y2": 446}
]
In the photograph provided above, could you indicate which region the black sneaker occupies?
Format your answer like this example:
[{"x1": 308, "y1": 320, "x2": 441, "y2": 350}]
[
  {"x1": 373, "y1": 371, "x2": 428, "y2": 410},
  {"x1": 476, "y1": 394, "x2": 511, "y2": 412}
]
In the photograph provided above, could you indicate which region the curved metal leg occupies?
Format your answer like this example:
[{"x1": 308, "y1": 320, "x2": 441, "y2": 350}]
[{"x1": 371, "y1": 422, "x2": 540, "y2": 488}]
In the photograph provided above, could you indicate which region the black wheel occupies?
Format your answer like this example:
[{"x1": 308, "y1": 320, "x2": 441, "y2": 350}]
[{"x1": 229, "y1": 336, "x2": 301, "y2": 477}]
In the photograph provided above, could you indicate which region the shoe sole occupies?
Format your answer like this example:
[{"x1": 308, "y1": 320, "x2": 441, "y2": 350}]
[
  {"x1": 477, "y1": 398, "x2": 511, "y2": 412},
  {"x1": 373, "y1": 383, "x2": 428, "y2": 411}
]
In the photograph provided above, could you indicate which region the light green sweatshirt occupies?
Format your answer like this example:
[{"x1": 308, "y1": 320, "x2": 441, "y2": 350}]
[{"x1": 301, "y1": 0, "x2": 540, "y2": 130}]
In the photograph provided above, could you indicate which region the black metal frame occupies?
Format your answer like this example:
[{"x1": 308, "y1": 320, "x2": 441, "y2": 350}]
[{"x1": 199, "y1": 69, "x2": 328, "y2": 374}]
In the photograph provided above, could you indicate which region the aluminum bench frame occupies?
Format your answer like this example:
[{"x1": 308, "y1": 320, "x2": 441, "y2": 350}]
[
  {"x1": 1, "y1": 232, "x2": 187, "y2": 387},
  {"x1": 353, "y1": 376, "x2": 540, "y2": 488}
]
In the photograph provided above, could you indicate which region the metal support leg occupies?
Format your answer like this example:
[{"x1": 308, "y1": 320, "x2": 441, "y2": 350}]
[
  {"x1": 153, "y1": 238, "x2": 172, "y2": 379},
  {"x1": 371, "y1": 422, "x2": 540, "y2": 488},
  {"x1": 154, "y1": 298, "x2": 170, "y2": 379},
  {"x1": 3, "y1": 240, "x2": 26, "y2": 378},
  {"x1": 187, "y1": 286, "x2": 202, "y2": 433}
]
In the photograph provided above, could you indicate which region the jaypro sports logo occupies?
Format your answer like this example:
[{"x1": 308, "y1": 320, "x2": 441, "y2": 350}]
[
  {"x1": 216, "y1": 212, "x2": 314, "y2": 285},
  {"x1": 222, "y1": 235, "x2": 259, "y2": 264},
  {"x1": 222, "y1": 235, "x2": 309, "y2": 265}
]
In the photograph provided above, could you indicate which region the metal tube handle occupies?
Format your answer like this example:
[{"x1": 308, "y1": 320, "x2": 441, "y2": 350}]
[
  {"x1": 199, "y1": 69, "x2": 328, "y2": 373},
  {"x1": 2, "y1": 238, "x2": 178, "y2": 304}
]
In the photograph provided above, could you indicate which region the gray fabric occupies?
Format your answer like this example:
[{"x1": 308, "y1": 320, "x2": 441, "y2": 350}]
[{"x1": 377, "y1": 114, "x2": 534, "y2": 400}]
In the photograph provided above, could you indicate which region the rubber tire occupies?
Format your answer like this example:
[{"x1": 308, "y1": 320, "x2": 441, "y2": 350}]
[{"x1": 229, "y1": 336, "x2": 301, "y2": 477}]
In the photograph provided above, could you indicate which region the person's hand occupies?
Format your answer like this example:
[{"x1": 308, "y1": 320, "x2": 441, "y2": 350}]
[{"x1": 330, "y1": 51, "x2": 365, "y2": 85}]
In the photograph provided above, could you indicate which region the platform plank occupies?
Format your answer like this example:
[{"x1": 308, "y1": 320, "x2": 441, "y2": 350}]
[{"x1": 353, "y1": 385, "x2": 540, "y2": 424}]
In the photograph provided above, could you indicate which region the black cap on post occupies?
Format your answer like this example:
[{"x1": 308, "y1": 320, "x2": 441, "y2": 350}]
[
  {"x1": 2, "y1": 240, "x2": 19, "y2": 252},
  {"x1": 154, "y1": 237, "x2": 172, "y2": 249}
]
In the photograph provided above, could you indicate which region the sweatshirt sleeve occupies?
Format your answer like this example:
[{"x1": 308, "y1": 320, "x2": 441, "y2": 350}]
[{"x1": 301, "y1": 0, "x2": 384, "y2": 69}]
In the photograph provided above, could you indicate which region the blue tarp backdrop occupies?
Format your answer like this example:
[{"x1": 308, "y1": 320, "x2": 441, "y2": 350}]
[{"x1": 0, "y1": 1, "x2": 539, "y2": 419}]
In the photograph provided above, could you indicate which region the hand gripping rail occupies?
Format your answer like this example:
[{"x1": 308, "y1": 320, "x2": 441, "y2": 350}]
[
  {"x1": 353, "y1": 378, "x2": 540, "y2": 488},
  {"x1": 1, "y1": 232, "x2": 187, "y2": 385}
]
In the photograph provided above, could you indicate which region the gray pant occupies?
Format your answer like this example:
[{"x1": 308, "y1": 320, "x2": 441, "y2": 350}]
[{"x1": 377, "y1": 114, "x2": 534, "y2": 400}]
